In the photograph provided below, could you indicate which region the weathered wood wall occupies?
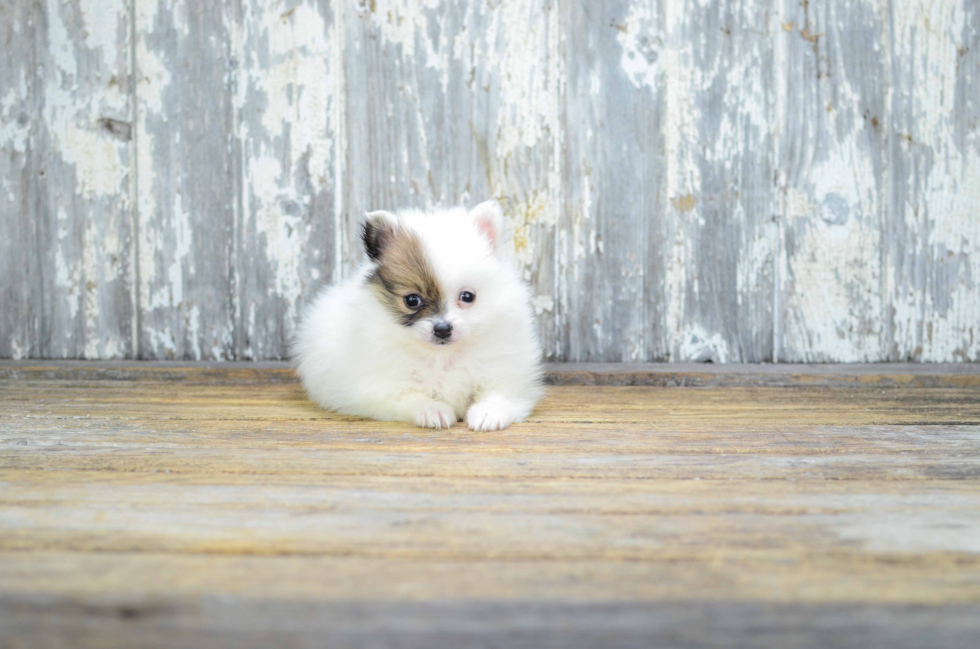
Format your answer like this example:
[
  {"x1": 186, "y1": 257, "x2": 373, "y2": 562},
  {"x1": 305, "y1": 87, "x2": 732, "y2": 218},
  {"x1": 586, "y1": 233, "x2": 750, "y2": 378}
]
[{"x1": 1, "y1": 0, "x2": 978, "y2": 362}]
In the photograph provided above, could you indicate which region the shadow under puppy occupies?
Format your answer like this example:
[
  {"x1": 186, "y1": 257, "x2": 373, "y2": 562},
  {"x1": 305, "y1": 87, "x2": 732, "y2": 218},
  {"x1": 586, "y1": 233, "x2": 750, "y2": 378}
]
[{"x1": 293, "y1": 200, "x2": 544, "y2": 431}]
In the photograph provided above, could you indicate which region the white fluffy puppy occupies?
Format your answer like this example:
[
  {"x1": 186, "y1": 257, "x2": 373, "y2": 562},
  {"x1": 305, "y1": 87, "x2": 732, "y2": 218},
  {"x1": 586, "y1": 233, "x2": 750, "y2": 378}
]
[{"x1": 293, "y1": 200, "x2": 544, "y2": 431}]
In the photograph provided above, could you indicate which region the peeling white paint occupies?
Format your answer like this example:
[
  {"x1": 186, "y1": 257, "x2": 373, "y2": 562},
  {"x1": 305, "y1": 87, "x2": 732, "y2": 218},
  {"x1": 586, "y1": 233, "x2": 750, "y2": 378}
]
[
  {"x1": 530, "y1": 294, "x2": 555, "y2": 316},
  {"x1": 889, "y1": 0, "x2": 980, "y2": 362},
  {"x1": 54, "y1": 206, "x2": 80, "y2": 321},
  {"x1": 773, "y1": 0, "x2": 896, "y2": 363},
  {"x1": 678, "y1": 325, "x2": 730, "y2": 363},
  {"x1": 737, "y1": 232, "x2": 773, "y2": 305},
  {"x1": 134, "y1": 35, "x2": 172, "y2": 115},
  {"x1": 8, "y1": 338, "x2": 26, "y2": 360},
  {"x1": 5, "y1": 0, "x2": 979, "y2": 362},
  {"x1": 332, "y1": 0, "x2": 347, "y2": 284},
  {"x1": 239, "y1": 0, "x2": 338, "y2": 356},
  {"x1": 663, "y1": 2, "x2": 703, "y2": 359},
  {"x1": 167, "y1": 189, "x2": 190, "y2": 309},
  {"x1": 547, "y1": 0, "x2": 563, "y2": 359},
  {"x1": 505, "y1": 189, "x2": 548, "y2": 273},
  {"x1": 0, "y1": 83, "x2": 30, "y2": 154},
  {"x1": 244, "y1": 153, "x2": 304, "y2": 301},
  {"x1": 616, "y1": 1, "x2": 662, "y2": 90},
  {"x1": 186, "y1": 304, "x2": 201, "y2": 360},
  {"x1": 43, "y1": 0, "x2": 129, "y2": 199},
  {"x1": 490, "y1": 1, "x2": 556, "y2": 158},
  {"x1": 78, "y1": 0, "x2": 120, "y2": 54},
  {"x1": 134, "y1": 0, "x2": 167, "y2": 328},
  {"x1": 145, "y1": 326, "x2": 176, "y2": 357},
  {"x1": 366, "y1": 0, "x2": 448, "y2": 86},
  {"x1": 83, "y1": 207, "x2": 99, "y2": 358},
  {"x1": 782, "y1": 141, "x2": 884, "y2": 362}
]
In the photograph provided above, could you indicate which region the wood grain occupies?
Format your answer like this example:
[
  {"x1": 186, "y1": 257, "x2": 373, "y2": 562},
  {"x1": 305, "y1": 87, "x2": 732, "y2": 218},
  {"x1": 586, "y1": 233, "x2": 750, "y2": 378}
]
[
  {"x1": 776, "y1": 0, "x2": 889, "y2": 362},
  {"x1": 3, "y1": 590, "x2": 978, "y2": 649},
  {"x1": 1, "y1": 1, "x2": 135, "y2": 360},
  {"x1": 0, "y1": 0, "x2": 38, "y2": 359},
  {"x1": 887, "y1": 1, "x2": 980, "y2": 362},
  {"x1": 237, "y1": 0, "x2": 340, "y2": 360},
  {"x1": 663, "y1": 0, "x2": 776, "y2": 362},
  {"x1": 135, "y1": 0, "x2": 238, "y2": 360},
  {"x1": 560, "y1": 0, "x2": 666, "y2": 362},
  {"x1": 1, "y1": 364, "x2": 979, "y2": 646}
]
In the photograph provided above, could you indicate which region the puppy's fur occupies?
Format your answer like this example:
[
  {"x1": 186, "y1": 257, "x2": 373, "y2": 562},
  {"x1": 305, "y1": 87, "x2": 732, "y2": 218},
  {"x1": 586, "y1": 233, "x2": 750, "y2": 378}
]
[{"x1": 293, "y1": 200, "x2": 544, "y2": 431}]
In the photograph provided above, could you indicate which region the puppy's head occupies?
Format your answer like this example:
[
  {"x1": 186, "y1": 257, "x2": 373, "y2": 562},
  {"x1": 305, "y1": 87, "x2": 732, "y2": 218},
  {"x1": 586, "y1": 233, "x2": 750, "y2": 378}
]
[{"x1": 362, "y1": 200, "x2": 508, "y2": 347}]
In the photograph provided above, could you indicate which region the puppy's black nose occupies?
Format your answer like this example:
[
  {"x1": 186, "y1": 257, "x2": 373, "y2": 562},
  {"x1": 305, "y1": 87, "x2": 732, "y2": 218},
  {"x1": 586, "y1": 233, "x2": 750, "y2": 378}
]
[{"x1": 433, "y1": 322, "x2": 453, "y2": 339}]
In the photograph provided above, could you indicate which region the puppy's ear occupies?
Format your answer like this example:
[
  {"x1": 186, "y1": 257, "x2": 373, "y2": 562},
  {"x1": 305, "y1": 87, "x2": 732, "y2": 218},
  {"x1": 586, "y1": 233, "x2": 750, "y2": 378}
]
[
  {"x1": 361, "y1": 210, "x2": 399, "y2": 261},
  {"x1": 469, "y1": 199, "x2": 505, "y2": 252}
]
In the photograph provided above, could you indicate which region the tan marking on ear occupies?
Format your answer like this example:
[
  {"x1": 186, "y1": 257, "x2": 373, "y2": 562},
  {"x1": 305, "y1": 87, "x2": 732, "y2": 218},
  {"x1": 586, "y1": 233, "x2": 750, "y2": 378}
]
[{"x1": 361, "y1": 212, "x2": 399, "y2": 261}]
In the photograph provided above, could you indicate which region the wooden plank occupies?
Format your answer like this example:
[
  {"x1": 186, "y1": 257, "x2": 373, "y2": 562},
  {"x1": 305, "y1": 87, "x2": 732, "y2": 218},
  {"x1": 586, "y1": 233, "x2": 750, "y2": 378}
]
[
  {"x1": 662, "y1": 0, "x2": 776, "y2": 362},
  {"x1": 3, "y1": 419, "x2": 980, "y2": 477},
  {"x1": 544, "y1": 361, "x2": 980, "y2": 387},
  {"x1": 2, "y1": 360, "x2": 980, "y2": 387},
  {"x1": 775, "y1": 0, "x2": 888, "y2": 362},
  {"x1": 3, "y1": 432, "x2": 978, "y2": 481},
  {"x1": 236, "y1": 0, "x2": 340, "y2": 360},
  {"x1": 560, "y1": 0, "x2": 666, "y2": 361},
  {"x1": 887, "y1": 0, "x2": 980, "y2": 362},
  {"x1": 1, "y1": 552, "x2": 979, "y2": 610},
  {"x1": 31, "y1": 0, "x2": 135, "y2": 359},
  {"x1": 4, "y1": 398, "x2": 980, "y2": 456},
  {"x1": 0, "y1": 1, "x2": 38, "y2": 359},
  {"x1": 4, "y1": 467, "x2": 980, "y2": 555},
  {"x1": 134, "y1": 0, "x2": 238, "y2": 360},
  {"x1": 343, "y1": 0, "x2": 560, "y2": 356},
  {"x1": 2, "y1": 587, "x2": 978, "y2": 649},
  {"x1": 2, "y1": 381, "x2": 980, "y2": 483}
]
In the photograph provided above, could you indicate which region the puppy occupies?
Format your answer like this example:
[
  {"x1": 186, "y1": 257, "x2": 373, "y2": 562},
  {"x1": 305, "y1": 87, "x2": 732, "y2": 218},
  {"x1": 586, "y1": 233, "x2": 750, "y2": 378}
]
[{"x1": 293, "y1": 200, "x2": 544, "y2": 431}]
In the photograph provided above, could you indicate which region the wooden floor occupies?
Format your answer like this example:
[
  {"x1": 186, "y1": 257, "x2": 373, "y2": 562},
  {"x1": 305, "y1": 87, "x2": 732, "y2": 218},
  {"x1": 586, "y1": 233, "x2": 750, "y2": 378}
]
[{"x1": 2, "y1": 362, "x2": 979, "y2": 648}]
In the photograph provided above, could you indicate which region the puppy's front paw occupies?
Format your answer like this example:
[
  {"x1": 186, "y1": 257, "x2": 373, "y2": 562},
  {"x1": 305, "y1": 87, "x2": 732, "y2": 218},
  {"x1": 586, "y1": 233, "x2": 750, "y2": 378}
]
[
  {"x1": 413, "y1": 401, "x2": 457, "y2": 429},
  {"x1": 466, "y1": 401, "x2": 515, "y2": 432}
]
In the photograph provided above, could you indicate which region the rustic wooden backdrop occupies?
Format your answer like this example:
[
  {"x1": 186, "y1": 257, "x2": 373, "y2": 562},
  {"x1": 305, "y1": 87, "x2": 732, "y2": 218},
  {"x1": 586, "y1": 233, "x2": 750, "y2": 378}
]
[{"x1": 1, "y1": 0, "x2": 978, "y2": 362}]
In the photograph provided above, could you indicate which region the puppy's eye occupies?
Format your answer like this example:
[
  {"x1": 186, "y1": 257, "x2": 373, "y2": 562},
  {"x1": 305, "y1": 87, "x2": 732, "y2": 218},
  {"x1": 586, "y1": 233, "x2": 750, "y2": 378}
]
[
  {"x1": 459, "y1": 291, "x2": 475, "y2": 304},
  {"x1": 404, "y1": 294, "x2": 423, "y2": 309}
]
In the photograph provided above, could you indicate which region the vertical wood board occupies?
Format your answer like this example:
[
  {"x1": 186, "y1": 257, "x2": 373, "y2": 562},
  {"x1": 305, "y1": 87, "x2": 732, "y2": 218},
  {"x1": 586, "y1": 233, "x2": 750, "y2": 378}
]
[
  {"x1": 662, "y1": 0, "x2": 776, "y2": 362},
  {"x1": 561, "y1": 0, "x2": 667, "y2": 362},
  {"x1": 775, "y1": 0, "x2": 889, "y2": 362},
  {"x1": 887, "y1": 0, "x2": 980, "y2": 362},
  {"x1": 135, "y1": 0, "x2": 238, "y2": 360},
  {"x1": 237, "y1": 0, "x2": 340, "y2": 360},
  {"x1": 0, "y1": 1, "x2": 38, "y2": 359},
  {"x1": 2, "y1": 0, "x2": 134, "y2": 359}
]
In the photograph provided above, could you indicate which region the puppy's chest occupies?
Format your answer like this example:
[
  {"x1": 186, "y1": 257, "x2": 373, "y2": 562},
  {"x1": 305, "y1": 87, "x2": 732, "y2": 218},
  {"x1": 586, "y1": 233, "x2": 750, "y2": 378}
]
[{"x1": 409, "y1": 355, "x2": 479, "y2": 402}]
